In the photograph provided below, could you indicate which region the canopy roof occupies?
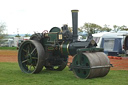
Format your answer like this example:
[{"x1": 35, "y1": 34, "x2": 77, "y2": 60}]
[{"x1": 92, "y1": 32, "x2": 125, "y2": 38}]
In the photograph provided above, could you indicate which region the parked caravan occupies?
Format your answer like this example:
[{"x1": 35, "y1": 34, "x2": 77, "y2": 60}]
[{"x1": 93, "y1": 32, "x2": 125, "y2": 55}]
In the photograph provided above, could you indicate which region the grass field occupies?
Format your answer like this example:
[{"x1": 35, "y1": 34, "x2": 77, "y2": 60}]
[
  {"x1": 0, "y1": 47, "x2": 17, "y2": 50},
  {"x1": 0, "y1": 62, "x2": 128, "y2": 85}
]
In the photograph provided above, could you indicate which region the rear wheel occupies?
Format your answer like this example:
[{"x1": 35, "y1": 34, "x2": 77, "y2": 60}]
[{"x1": 18, "y1": 40, "x2": 45, "y2": 73}]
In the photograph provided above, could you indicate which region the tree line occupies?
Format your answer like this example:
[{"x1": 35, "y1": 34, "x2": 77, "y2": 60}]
[
  {"x1": 0, "y1": 22, "x2": 128, "y2": 39},
  {"x1": 78, "y1": 22, "x2": 128, "y2": 34}
]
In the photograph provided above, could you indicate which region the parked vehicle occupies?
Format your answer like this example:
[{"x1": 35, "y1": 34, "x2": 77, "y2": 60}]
[
  {"x1": 92, "y1": 32, "x2": 125, "y2": 56},
  {"x1": 1, "y1": 41, "x2": 9, "y2": 47}
]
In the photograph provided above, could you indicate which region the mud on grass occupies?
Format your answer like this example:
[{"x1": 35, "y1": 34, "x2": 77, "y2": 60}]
[
  {"x1": 0, "y1": 50, "x2": 128, "y2": 70},
  {"x1": 0, "y1": 50, "x2": 18, "y2": 62}
]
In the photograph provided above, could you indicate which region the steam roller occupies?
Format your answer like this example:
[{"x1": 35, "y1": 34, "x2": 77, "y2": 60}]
[{"x1": 18, "y1": 10, "x2": 111, "y2": 79}]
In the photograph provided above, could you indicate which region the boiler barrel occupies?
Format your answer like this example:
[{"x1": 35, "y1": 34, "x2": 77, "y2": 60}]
[{"x1": 72, "y1": 52, "x2": 110, "y2": 79}]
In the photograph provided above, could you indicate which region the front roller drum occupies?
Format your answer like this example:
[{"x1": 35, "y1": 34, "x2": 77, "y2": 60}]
[
  {"x1": 71, "y1": 52, "x2": 111, "y2": 79},
  {"x1": 18, "y1": 40, "x2": 45, "y2": 74}
]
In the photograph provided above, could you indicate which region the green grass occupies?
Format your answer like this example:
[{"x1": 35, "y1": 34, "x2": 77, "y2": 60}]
[
  {"x1": 0, "y1": 62, "x2": 128, "y2": 85},
  {"x1": 0, "y1": 47, "x2": 17, "y2": 50}
]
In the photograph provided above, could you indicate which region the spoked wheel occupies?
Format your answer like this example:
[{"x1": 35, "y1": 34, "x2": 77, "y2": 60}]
[{"x1": 18, "y1": 40, "x2": 45, "y2": 74}]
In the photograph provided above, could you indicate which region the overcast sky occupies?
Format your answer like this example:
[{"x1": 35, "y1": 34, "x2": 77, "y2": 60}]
[{"x1": 0, "y1": 0, "x2": 128, "y2": 34}]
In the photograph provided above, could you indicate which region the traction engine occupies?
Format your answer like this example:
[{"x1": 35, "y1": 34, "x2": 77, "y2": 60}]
[{"x1": 18, "y1": 10, "x2": 111, "y2": 79}]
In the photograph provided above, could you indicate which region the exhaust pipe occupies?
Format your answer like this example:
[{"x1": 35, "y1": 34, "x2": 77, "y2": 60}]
[{"x1": 71, "y1": 10, "x2": 79, "y2": 42}]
